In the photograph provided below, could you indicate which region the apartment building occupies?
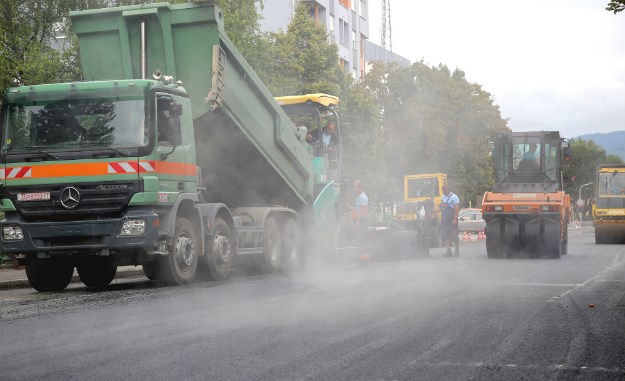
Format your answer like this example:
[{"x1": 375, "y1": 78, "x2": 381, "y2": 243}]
[{"x1": 260, "y1": 0, "x2": 370, "y2": 80}]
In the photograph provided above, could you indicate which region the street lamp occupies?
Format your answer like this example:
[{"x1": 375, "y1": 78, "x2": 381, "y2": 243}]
[
  {"x1": 578, "y1": 182, "x2": 593, "y2": 201},
  {"x1": 578, "y1": 182, "x2": 593, "y2": 221}
]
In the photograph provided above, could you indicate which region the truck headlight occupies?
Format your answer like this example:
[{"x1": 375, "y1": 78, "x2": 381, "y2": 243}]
[
  {"x1": 3, "y1": 226, "x2": 24, "y2": 241},
  {"x1": 494, "y1": 205, "x2": 503, "y2": 211},
  {"x1": 541, "y1": 205, "x2": 550, "y2": 211},
  {"x1": 119, "y1": 219, "x2": 146, "y2": 236}
]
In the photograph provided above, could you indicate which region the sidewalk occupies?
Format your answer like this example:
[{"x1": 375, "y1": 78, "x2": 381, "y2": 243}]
[{"x1": 0, "y1": 265, "x2": 144, "y2": 290}]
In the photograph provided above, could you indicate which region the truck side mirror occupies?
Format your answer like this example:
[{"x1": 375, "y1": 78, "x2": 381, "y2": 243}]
[
  {"x1": 561, "y1": 139, "x2": 572, "y2": 163},
  {"x1": 562, "y1": 147, "x2": 572, "y2": 163}
]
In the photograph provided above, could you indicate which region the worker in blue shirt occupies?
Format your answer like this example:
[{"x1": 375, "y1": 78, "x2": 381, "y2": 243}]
[
  {"x1": 350, "y1": 180, "x2": 369, "y2": 264},
  {"x1": 440, "y1": 184, "x2": 460, "y2": 257}
]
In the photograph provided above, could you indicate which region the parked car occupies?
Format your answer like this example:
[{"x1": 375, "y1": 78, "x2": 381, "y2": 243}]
[
  {"x1": 458, "y1": 209, "x2": 486, "y2": 232},
  {"x1": 459, "y1": 208, "x2": 480, "y2": 218}
]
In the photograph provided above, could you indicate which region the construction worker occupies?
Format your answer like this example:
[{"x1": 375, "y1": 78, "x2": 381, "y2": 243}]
[
  {"x1": 440, "y1": 184, "x2": 460, "y2": 257},
  {"x1": 350, "y1": 180, "x2": 369, "y2": 265}
]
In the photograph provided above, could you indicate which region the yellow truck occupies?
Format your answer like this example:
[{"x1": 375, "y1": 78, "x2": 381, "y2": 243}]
[
  {"x1": 394, "y1": 173, "x2": 448, "y2": 247},
  {"x1": 593, "y1": 164, "x2": 625, "y2": 244}
]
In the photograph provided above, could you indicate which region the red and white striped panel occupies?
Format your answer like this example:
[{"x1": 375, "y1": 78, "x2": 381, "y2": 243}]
[
  {"x1": 0, "y1": 167, "x2": 32, "y2": 180},
  {"x1": 107, "y1": 161, "x2": 156, "y2": 174}
]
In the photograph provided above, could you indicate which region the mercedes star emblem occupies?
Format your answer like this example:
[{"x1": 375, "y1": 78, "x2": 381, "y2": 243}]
[{"x1": 59, "y1": 187, "x2": 81, "y2": 209}]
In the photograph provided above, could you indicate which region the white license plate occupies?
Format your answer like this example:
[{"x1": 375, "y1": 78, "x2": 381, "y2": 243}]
[{"x1": 17, "y1": 192, "x2": 51, "y2": 202}]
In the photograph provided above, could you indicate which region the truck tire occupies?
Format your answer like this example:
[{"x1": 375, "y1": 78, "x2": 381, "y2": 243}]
[
  {"x1": 561, "y1": 227, "x2": 568, "y2": 255},
  {"x1": 485, "y1": 236, "x2": 502, "y2": 258},
  {"x1": 77, "y1": 257, "x2": 117, "y2": 289},
  {"x1": 281, "y1": 218, "x2": 302, "y2": 271},
  {"x1": 142, "y1": 262, "x2": 158, "y2": 281},
  {"x1": 546, "y1": 234, "x2": 561, "y2": 259},
  {"x1": 25, "y1": 257, "x2": 74, "y2": 292},
  {"x1": 157, "y1": 217, "x2": 199, "y2": 285},
  {"x1": 595, "y1": 227, "x2": 609, "y2": 244},
  {"x1": 205, "y1": 217, "x2": 233, "y2": 280},
  {"x1": 260, "y1": 217, "x2": 282, "y2": 274}
]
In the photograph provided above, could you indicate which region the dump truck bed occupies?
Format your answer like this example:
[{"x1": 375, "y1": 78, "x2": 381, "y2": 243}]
[{"x1": 70, "y1": 2, "x2": 313, "y2": 209}]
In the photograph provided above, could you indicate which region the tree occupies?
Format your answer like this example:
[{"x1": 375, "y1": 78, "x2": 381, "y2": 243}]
[
  {"x1": 209, "y1": 0, "x2": 281, "y2": 85},
  {"x1": 339, "y1": 79, "x2": 390, "y2": 203},
  {"x1": 562, "y1": 138, "x2": 623, "y2": 198},
  {"x1": 359, "y1": 61, "x2": 509, "y2": 206},
  {"x1": 606, "y1": 1, "x2": 625, "y2": 13},
  {"x1": 264, "y1": 1, "x2": 348, "y2": 96},
  {"x1": 0, "y1": 0, "x2": 83, "y2": 92}
]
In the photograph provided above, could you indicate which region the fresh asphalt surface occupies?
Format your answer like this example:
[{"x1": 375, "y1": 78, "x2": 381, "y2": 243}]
[{"x1": 1, "y1": 229, "x2": 624, "y2": 381}]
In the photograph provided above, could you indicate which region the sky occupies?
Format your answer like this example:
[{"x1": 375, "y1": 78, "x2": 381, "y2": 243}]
[{"x1": 368, "y1": 0, "x2": 625, "y2": 138}]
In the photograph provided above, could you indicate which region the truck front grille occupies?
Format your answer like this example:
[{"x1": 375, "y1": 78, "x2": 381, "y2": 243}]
[{"x1": 6, "y1": 181, "x2": 141, "y2": 222}]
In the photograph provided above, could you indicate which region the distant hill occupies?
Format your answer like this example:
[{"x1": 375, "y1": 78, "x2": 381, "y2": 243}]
[{"x1": 577, "y1": 131, "x2": 625, "y2": 161}]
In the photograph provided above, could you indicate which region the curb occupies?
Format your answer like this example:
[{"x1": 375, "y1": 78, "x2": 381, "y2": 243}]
[{"x1": 0, "y1": 267, "x2": 145, "y2": 291}]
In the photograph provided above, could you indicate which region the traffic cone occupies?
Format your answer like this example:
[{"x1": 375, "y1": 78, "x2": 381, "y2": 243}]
[
  {"x1": 478, "y1": 231, "x2": 486, "y2": 240},
  {"x1": 462, "y1": 231, "x2": 471, "y2": 241}
]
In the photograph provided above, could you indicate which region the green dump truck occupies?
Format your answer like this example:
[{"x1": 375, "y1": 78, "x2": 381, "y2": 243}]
[{"x1": 0, "y1": 2, "x2": 341, "y2": 291}]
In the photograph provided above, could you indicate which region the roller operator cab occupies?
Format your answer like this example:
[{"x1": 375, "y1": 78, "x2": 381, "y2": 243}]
[
  {"x1": 481, "y1": 131, "x2": 571, "y2": 259},
  {"x1": 0, "y1": 2, "x2": 342, "y2": 292},
  {"x1": 593, "y1": 165, "x2": 625, "y2": 244}
]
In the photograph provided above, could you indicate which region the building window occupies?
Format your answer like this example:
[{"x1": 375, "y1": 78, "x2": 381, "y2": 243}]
[
  {"x1": 352, "y1": 30, "x2": 357, "y2": 49},
  {"x1": 340, "y1": 58, "x2": 346, "y2": 70},
  {"x1": 360, "y1": 0, "x2": 367, "y2": 18},
  {"x1": 339, "y1": 19, "x2": 350, "y2": 46},
  {"x1": 339, "y1": 20, "x2": 345, "y2": 46},
  {"x1": 350, "y1": 0, "x2": 355, "y2": 11},
  {"x1": 338, "y1": 0, "x2": 350, "y2": 9},
  {"x1": 329, "y1": 14, "x2": 335, "y2": 35}
]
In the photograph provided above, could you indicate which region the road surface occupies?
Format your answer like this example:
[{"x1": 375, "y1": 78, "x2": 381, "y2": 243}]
[{"x1": 1, "y1": 229, "x2": 624, "y2": 380}]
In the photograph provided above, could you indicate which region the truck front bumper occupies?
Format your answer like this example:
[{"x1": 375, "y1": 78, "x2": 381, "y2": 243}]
[{"x1": 0, "y1": 208, "x2": 162, "y2": 257}]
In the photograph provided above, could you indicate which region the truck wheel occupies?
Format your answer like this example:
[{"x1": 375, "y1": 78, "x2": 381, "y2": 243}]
[
  {"x1": 142, "y1": 262, "x2": 158, "y2": 281},
  {"x1": 561, "y1": 227, "x2": 568, "y2": 255},
  {"x1": 546, "y1": 234, "x2": 561, "y2": 259},
  {"x1": 205, "y1": 217, "x2": 233, "y2": 280},
  {"x1": 485, "y1": 236, "x2": 502, "y2": 258},
  {"x1": 260, "y1": 217, "x2": 282, "y2": 274},
  {"x1": 77, "y1": 257, "x2": 117, "y2": 289},
  {"x1": 595, "y1": 227, "x2": 607, "y2": 244},
  {"x1": 281, "y1": 218, "x2": 302, "y2": 271},
  {"x1": 25, "y1": 257, "x2": 74, "y2": 292},
  {"x1": 157, "y1": 217, "x2": 199, "y2": 285}
]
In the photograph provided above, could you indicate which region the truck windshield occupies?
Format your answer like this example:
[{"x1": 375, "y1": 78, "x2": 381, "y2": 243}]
[
  {"x1": 598, "y1": 171, "x2": 625, "y2": 197},
  {"x1": 406, "y1": 178, "x2": 439, "y2": 199},
  {"x1": 3, "y1": 97, "x2": 147, "y2": 152},
  {"x1": 495, "y1": 137, "x2": 559, "y2": 183},
  {"x1": 512, "y1": 139, "x2": 541, "y2": 176}
]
